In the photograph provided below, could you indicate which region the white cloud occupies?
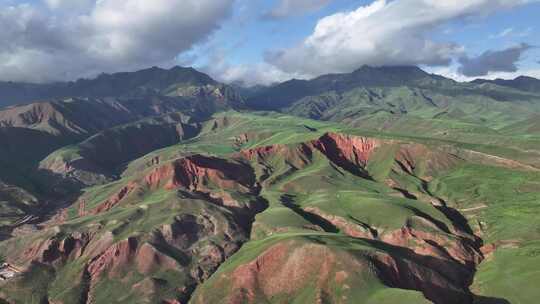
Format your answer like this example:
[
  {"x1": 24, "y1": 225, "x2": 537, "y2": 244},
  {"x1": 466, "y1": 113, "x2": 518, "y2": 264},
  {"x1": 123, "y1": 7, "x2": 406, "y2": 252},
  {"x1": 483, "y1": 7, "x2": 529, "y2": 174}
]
[
  {"x1": 267, "y1": 0, "x2": 538, "y2": 77},
  {"x1": 211, "y1": 63, "x2": 300, "y2": 87},
  {"x1": 428, "y1": 65, "x2": 540, "y2": 82},
  {"x1": 199, "y1": 50, "x2": 305, "y2": 87},
  {"x1": 0, "y1": 0, "x2": 234, "y2": 82}
]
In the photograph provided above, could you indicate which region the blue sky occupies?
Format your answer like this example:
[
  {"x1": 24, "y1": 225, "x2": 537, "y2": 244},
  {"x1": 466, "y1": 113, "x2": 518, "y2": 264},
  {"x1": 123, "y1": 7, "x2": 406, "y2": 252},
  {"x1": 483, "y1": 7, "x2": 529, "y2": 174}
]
[
  {"x1": 0, "y1": 0, "x2": 538, "y2": 85},
  {"x1": 193, "y1": 0, "x2": 540, "y2": 85},
  {"x1": 428, "y1": 1, "x2": 540, "y2": 79},
  {"x1": 192, "y1": 1, "x2": 362, "y2": 66}
]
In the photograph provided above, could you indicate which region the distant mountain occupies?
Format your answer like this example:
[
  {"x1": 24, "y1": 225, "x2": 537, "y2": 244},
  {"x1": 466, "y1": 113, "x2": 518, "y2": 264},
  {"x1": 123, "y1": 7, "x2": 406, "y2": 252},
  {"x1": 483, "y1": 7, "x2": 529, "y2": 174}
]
[
  {"x1": 471, "y1": 76, "x2": 540, "y2": 93},
  {"x1": 246, "y1": 66, "x2": 540, "y2": 133},
  {"x1": 0, "y1": 65, "x2": 244, "y2": 136},
  {"x1": 0, "y1": 66, "x2": 244, "y2": 199},
  {"x1": 0, "y1": 66, "x2": 243, "y2": 108},
  {"x1": 247, "y1": 66, "x2": 453, "y2": 110},
  {"x1": 230, "y1": 82, "x2": 268, "y2": 98},
  {"x1": 0, "y1": 82, "x2": 66, "y2": 107}
]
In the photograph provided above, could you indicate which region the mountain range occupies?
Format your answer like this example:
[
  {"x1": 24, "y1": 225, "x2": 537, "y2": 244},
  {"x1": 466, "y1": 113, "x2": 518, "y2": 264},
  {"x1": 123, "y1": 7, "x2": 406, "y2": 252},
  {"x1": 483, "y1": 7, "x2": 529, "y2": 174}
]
[{"x1": 0, "y1": 65, "x2": 539, "y2": 304}]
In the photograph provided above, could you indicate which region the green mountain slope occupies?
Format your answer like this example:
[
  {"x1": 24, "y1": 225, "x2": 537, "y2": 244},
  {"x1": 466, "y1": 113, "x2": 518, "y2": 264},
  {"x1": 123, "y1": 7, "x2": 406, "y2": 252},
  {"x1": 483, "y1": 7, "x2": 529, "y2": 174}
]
[
  {"x1": 248, "y1": 66, "x2": 540, "y2": 139},
  {"x1": 1, "y1": 66, "x2": 540, "y2": 304},
  {"x1": 472, "y1": 76, "x2": 540, "y2": 94},
  {"x1": 0, "y1": 66, "x2": 243, "y2": 108},
  {"x1": 0, "y1": 68, "x2": 244, "y2": 231},
  {"x1": 0, "y1": 111, "x2": 538, "y2": 304}
]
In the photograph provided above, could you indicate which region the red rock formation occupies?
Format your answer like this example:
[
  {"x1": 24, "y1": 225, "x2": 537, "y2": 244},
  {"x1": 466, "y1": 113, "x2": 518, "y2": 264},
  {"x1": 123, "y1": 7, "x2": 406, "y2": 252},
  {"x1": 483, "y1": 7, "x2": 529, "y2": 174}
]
[
  {"x1": 222, "y1": 241, "x2": 352, "y2": 304},
  {"x1": 21, "y1": 232, "x2": 91, "y2": 265},
  {"x1": 239, "y1": 143, "x2": 314, "y2": 170},
  {"x1": 85, "y1": 133, "x2": 384, "y2": 219},
  {"x1": 78, "y1": 200, "x2": 86, "y2": 217},
  {"x1": 168, "y1": 155, "x2": 255, "y2": 192},
  {"x1": 238, "y1": 133, "x2": 380, "y2": 173},
  {"x1": 305, "y1": 207, "x2": 480, "y2": 267},
  {"x1": 142, "y1": 155, "x2": 256, "y2": 194},
  {"x1": 87, "y1": 237, "x2": 139, "y2": 279},
  {"x1": 300, "y1": 206, "x2": 481, "y2": 292},
  {"x1": 311, "y1": 132, "x2": 381, "y2": 170},
  {"x1": 145, "y1": 162, "x2": 176, "y2": 189},
  {"x1": 88, "y1": 181, "x2": 138, "y2": 215}
]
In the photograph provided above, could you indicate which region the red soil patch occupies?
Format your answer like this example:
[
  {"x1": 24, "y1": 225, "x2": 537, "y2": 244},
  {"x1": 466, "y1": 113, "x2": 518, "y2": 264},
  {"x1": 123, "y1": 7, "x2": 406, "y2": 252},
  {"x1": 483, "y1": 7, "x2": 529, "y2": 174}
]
[
  {"x1": 136, "y1": 243, "x2": 179, "y2": 274},
  {"x1": 209, "y1": 241, "x2": 360, "y2": 304}
]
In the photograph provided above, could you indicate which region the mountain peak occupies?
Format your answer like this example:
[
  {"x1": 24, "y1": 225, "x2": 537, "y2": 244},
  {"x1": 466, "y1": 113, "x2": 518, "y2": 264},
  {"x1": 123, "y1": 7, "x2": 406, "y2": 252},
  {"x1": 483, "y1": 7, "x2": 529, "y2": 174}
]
[
  {"x1": 0, "y1": 66, "x2": 228, "y2": 107},
  {"x1": 514, "y1": 75, "x2": 538, "y2": 82},
  {"x1": 353, "y1": 65, "x2": 428, "y2": 76}
]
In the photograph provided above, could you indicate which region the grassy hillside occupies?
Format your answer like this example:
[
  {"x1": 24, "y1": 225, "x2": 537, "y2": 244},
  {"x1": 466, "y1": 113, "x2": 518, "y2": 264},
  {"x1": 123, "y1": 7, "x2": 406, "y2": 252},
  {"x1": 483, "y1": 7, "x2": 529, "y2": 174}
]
[
  {"x1": 1, "y1": 111, "x2": 538, "y2": 304},
  {"x1": 248, "y1": 67, "x2": 540, "y2": 159}
]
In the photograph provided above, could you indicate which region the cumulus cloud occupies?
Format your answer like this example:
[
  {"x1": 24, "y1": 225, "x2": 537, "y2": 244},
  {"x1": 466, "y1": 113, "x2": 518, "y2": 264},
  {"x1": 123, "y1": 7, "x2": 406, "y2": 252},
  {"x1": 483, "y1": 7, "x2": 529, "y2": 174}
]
[
  {"x1": 0, "y1": 0, "x2": 234, "y2": 82},
  {"x1": 267, "y1": 0, "x2": 537, "y2": 77},
  {"x1": 199, "y1": 49, "x2": 304, "y2": 87},
  {"x1": 458, "y1": 43, "x2": 533, "y2": 77},
  {"x1": 429, "y1": 65, "x2": 540, "y2": 82},
  {"x1": 263, "y1": 0, "x2": 332, "y2": 19},
  {"x1": 207, "y1": 62, "x2": 300, "y2": 87}
]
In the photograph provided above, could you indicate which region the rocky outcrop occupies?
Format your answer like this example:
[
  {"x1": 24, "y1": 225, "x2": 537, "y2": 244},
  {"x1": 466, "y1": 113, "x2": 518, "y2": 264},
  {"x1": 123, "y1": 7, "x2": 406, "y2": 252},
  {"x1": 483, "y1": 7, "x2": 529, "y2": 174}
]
[
  {"x1": 166, "y1": 155, "x2": 257, "y2": 193},
  {"x1": 300, "y1": 206, "x2": 482, "y2": 287},
  {"x1": 143, "y1": 155, "x2": 256, "y2": 193},
  {"x1": 10, "y1": 208, "x2": 250, "y2": 303},
  {"x1": 237, "y1": 133, "x2": 382, "y2": 184},
  {"x1": 19, "y1": 231, "x2": 92, "y2": 265},
  {"x1": 87, "y1": 182, "x2": 138, "y2": 215},
  {"x1": 87, "y1": 237, "x2": 139, "y2": 279},
  {"x1": 310, "y1": 132, "x2": 381, "y2": 177},
  {"x1": 77, "y1": 154, "x2": 259, "y2": 217},
  {"x1": 241, "y1": 143, "x2": 313, "y2": 164}
]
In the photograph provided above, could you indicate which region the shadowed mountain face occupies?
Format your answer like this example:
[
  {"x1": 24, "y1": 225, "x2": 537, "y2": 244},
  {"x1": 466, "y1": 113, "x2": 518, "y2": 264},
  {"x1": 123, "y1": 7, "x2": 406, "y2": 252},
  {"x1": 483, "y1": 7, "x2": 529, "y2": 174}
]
[
  {"x1": 0, "y1": 66, "x2": 244, "y2": 161},
  {"x1": 0, "y1": 66, "x2": 539, "y2": 304},
  {"x1": 0, "y1": 67, "x2": 244, "y2": 236}
]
